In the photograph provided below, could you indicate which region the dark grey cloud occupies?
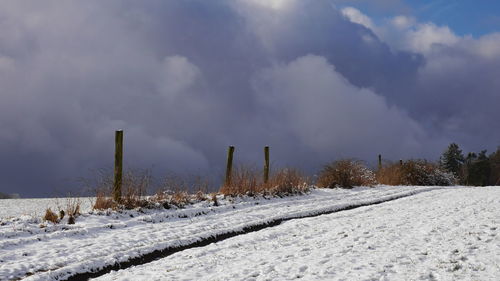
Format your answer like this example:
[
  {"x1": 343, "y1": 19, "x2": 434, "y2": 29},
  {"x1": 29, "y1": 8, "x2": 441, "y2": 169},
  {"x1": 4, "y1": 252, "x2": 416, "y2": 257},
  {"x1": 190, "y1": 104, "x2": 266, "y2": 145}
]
[{"x1": 0, "y1": 0, "x2": 497, "y2": 197}]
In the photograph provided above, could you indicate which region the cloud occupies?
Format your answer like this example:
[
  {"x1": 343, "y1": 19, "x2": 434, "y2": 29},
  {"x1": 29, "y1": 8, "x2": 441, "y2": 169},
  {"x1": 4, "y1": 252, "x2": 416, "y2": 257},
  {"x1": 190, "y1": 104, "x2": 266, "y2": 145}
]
[
  {"x1": 0, "y1": 0, "x2": 498, "y2": 197},
  {"x1": 341, "y1": 6, "x2": 500, "y2": 153},
  {"x1": 157, "y1": 56, "x2": 201, "y2": 99},
  {"x1": 341, "y1": 7, "x2": 375, "y2": 30},
  {"x1": 253, "y1": 55, "x2": 437, "y2": 164}
]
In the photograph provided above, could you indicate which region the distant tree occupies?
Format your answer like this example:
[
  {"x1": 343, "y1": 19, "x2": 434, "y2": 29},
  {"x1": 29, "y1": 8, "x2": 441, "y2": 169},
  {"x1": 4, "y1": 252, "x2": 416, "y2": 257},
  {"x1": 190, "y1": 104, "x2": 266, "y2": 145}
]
[
  {"x1": 440, "y1": 143, "x2": 464, "y2": 180},
  {"x1": 489, "y1": 147, "x2": 500, "y2": 185},
  {"x1": 0, "y1": 192, "x2": 12, "y2": 199},
  {"x1": 465, "y1": 150, "x2": 491, "y2": 186}
]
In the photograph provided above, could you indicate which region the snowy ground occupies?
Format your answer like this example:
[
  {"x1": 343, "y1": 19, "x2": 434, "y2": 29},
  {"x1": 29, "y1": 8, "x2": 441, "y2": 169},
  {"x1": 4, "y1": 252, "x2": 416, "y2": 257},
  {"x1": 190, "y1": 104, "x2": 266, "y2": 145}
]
[
  {"x1": 0, "y1": 197, "x2": 94, "y2": 219},
  {"x1": 1, "y1": 186, "x2": 498, "y2": 280},
  {"x1": 96, "y1": 186, "x2": 500, "y2": 281}
]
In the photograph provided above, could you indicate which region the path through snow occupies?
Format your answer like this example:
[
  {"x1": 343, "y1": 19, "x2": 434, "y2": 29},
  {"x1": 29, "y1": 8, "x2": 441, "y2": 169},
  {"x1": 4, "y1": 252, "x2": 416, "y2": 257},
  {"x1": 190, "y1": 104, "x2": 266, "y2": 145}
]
[
  {"x1": 1, "y1": 186, "x2": 441, "y2": 280},
  {"x1": 96, "y1": 187, "x2": 500, "y2": 281}
]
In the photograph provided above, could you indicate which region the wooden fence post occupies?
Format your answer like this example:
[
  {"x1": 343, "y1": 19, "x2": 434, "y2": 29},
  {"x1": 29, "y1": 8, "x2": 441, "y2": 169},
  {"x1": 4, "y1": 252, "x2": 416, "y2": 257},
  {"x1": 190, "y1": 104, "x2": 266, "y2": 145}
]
[
  {"x1": 264, "y1": 146, "x2": 270, "y2": 184},
  {"x1": 113, "y1": 130, "x2": 123, "y2": 202},
  {"x1": 378, "y1": 154, "x2": 382, "y2": 171},
  {"x1": 225, "y1": 146, "x2": 235, "y2": 186}
]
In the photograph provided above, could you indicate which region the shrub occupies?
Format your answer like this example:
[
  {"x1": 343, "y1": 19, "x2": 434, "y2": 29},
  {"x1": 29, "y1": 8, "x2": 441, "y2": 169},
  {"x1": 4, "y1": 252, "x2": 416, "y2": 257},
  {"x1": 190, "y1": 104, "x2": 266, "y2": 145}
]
[
  {"x1": 378, "y1": 160, "x2": 456, "y2": 186},
  {"x1": 400, "y1": 159, "x2": 456, "y2": 186},
  {"x1": 317, "y1": 159, "x2": 376, "y2": 188},
  {"x1": 44, "y1": 208, "x2": 59, "y2": 224}
]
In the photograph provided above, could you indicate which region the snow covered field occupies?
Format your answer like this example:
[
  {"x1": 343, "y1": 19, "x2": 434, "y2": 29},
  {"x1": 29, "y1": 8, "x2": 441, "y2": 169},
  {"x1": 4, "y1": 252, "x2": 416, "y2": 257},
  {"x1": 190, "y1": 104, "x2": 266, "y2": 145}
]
[
  {"x1": 0, "y1": 186, "x2": 498, "y2": 280},
  {"x1": 0, "y1": 197, "x2": 94, "y2": 219},
  {"x1": 96, "y1": 186, "x2": 500, "y2": 281}
]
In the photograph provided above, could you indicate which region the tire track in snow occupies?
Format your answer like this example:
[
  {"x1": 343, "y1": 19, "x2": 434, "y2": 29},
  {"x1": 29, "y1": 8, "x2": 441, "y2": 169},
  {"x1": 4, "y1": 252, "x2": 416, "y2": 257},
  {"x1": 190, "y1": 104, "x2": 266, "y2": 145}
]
[{"x1": 67, "y1": 187, "x2": 443, "y2": 281}]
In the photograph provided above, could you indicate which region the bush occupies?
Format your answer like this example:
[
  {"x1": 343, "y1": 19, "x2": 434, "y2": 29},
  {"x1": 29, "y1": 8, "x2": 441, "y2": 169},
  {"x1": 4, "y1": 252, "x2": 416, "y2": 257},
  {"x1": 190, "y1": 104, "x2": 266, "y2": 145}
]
[
  {"x1": 401, "y1": 160, "x2": 456, "y2": 186},
  {"x1": 378, "y1": 160, "x2": 456, "y2": 186},
  {"x1": 317, "y1": 159, "x2": 376, "y2": 188}
]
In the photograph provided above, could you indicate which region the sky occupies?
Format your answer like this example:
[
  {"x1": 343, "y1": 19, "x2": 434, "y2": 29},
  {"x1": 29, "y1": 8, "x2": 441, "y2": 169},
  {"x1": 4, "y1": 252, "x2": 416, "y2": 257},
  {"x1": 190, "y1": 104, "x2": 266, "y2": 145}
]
[{"x1": 1, "y1": 0, "x2": 500, "y2": 197}]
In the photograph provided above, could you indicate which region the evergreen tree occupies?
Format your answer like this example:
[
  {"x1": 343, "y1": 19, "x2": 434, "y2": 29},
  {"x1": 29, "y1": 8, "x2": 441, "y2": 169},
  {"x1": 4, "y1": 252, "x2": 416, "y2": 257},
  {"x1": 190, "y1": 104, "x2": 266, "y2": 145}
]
[
  {"x1": 489, "y1": 148, "x2": 500, "y2": 185},
  {"x1": 466, "y1": 150, "x2": 491, "y2": 186},
  {"x1": 440, "y1": 143, "x2": 464, "y2": 179}
]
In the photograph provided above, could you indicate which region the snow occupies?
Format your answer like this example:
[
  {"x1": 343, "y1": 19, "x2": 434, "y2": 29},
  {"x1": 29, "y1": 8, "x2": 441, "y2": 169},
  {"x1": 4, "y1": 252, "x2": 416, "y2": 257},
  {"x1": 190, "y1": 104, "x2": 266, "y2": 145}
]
[
  {"x1": 0, "y1": 186, "x2": 498, "y2": 280},
  {"x1": 0, "y1": 197, "x2": 94, "y2": 219},
  {"x1": 95, "y1": 186, "x2": 500, "y2": 281}
]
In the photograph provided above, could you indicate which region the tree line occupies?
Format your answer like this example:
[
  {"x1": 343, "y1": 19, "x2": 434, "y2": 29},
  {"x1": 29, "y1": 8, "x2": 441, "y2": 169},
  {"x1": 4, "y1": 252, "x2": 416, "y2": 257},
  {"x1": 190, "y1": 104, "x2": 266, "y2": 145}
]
[{"x1": 440, "y1": 143, "x2": 500, "y2": 186}]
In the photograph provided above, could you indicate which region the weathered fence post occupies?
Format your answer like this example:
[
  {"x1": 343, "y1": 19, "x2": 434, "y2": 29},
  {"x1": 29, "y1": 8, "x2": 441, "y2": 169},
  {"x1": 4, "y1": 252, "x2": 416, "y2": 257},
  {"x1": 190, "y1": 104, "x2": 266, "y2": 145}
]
[
  {"x1": 113, "y1": 130, "x2": 123, "y2": 202},
  {"x1": 378, "y1": 154, "x2": 382, "y2": 171},
  {"x1": 225, "y1": 146, "x2": 235, "y2": 186},
  {"x1": 264, "y1": 146, "x2": 270, "y2": 184}
]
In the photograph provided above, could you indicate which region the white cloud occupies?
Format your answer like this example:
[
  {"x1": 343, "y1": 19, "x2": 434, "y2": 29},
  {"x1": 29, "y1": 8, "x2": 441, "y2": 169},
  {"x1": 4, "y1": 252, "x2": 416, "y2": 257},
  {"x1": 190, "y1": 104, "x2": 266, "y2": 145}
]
[
  {"x1": 253, "y1": 55, "x2": 431, "y2": 160},
  {"x1": 244, "y1": 0, "x2": 292, "y2": 10},
  {"x1": 404, "y1": 23, "x2": 459, "y2": 54},
  {"x1": 391, "y1": 15, "x2": 416, "y2": 29},
  {"x1": 341, "y1": 7, "x2": 375, "y2": 30},
  {"x1": 157, "y1": 56, "x2": 201, "y2": 99}
]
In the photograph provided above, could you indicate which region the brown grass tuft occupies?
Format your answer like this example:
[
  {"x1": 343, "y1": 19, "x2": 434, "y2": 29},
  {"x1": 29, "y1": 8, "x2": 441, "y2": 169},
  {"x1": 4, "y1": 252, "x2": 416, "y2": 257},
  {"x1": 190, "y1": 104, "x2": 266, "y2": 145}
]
[
  {"x1": 210, "y1": 193, "x2": 219, "y2": 206},
  {"x1": 195, "y1": 190, "x2": 207, "y2": 201},
  {"x1": 93, "y1": 191, "x2": 117, "y2": 210},
  {"x1": 44, "y1": 208, "x2": 59, "y2": 224},
  {"x1": 170, "y1": 191, "x2": 190, "y2": 208}
]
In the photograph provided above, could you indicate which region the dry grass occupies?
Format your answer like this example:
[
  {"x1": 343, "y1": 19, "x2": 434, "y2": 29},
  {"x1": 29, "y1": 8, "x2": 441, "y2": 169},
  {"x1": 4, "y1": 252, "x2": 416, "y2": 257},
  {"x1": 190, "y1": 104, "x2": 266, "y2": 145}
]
[
  {"x1": 219, "y1": 165, "x2": 260, "y2": 196},
  {"x1": 210, "y1": 193, "x2": 219, "y2": 206},
  {"x1": 120, "y1": 170, "x2": 151, "y2": 209},
  {"x1": 220, "y1": 165, "x2": 309, "y2": 196},
  {"x1": 170, "y1": 191, "x2": 190, "y2": 207},
  {"x1": 317, "y1": 159, "x2": 376, "y2": 188},
  {"x1": 376, "y1": 162, "x2": 404, "y2": 185},
  {"x1": 195, "y1": 190, "x2": 207, "y2": 201},
  {"x1": 263, "y1": 168, "x2": 310, "y2": 195},
  {"x1": 93, "y1": 192, "x2": 117, "y2": 210},
  {"x1": 91, "y1": 169, "x2": 151, "y2": 210},
  {"x1": 44, "y1": 208, "x2": 59, "y2": 224}
]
